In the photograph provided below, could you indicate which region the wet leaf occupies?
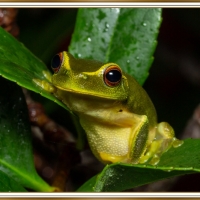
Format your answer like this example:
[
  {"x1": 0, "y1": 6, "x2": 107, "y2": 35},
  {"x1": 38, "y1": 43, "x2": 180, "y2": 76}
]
[
  {"x1": 0, "y1": 27, "x2": 69, "y2": 112},
  {"x1": 0, "y1": 77, "x2": 55, "y2": 192},
  {"x1": 0, "y1": 170, "x2": 27, "y2": 192},
  {"x1": 69, "y1": 8, "x2": 162, "y2": 85}
]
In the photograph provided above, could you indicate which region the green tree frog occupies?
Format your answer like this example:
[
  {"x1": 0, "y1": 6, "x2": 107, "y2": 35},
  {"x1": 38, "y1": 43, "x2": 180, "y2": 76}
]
[{"x1": 33, "y1": 51, "x2": 183, "y2": 165}]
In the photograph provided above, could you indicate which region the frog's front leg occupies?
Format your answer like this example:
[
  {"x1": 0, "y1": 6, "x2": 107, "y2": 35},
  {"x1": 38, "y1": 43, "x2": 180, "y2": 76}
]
[
  {"x1": 139, "y1": 122, "x2": 183, "y2": 165},
  {"x1": 33, "y1": 70, "x2": 56, "y2": 93}
]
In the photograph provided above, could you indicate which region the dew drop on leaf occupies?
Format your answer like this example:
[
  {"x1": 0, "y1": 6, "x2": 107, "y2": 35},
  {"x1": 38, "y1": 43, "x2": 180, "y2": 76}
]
[
  {"x1": 105, "y1": 23, "x2": 109, "y2": 28},
  {"x1": 87, "y1": 37, "x2": 92, "y2": 42},
  {"x1": 142, "y1": 22, "x2": 147, "y2": 26},
  {"x1": 136, "y1": 56, "x2": 140, "y2": 60}
]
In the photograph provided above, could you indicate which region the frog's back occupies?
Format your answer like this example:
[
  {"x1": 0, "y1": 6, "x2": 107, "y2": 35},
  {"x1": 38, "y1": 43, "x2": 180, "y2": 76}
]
[
  {"x1": 68, "y1": 53, "x2": 104, "y2": 73},
  {"x1": 125, "y1": 73, "x2": 157, "y2": 127}
]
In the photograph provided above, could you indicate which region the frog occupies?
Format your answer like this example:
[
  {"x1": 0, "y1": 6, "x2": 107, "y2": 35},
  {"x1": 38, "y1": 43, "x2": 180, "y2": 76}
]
[{"x1": 33, "y1": 51, "x2": 183, "y2": 165}]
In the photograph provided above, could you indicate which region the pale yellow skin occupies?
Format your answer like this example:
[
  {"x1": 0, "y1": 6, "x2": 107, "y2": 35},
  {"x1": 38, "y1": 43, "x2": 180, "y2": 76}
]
[{"x1": 33, "y1": 52, "x2": 183, "y2": 165}]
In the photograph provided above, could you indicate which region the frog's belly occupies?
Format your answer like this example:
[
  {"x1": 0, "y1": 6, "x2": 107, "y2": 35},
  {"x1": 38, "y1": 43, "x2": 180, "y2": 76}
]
[
  {"x1": 80, "y1": 118, "x2": 131, "y2": 163},
  {"x1": 57, "y1": 91, "x2": 148, "y2": 163}
]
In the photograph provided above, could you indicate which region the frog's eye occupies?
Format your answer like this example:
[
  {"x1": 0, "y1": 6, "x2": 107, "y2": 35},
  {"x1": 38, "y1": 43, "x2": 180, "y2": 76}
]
[
  {"x1": 51, "y1": 52, "x2": 63, "y2": 73},
  {"x1": 104, "y1": 65, "x2": 122, "y2": 87}
]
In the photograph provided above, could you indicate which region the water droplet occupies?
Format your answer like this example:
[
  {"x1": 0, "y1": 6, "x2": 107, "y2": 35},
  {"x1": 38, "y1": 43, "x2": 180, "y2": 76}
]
[
  {"x1": 105, "y1": 23, "x2": 109, "y2": 28},
  {"x1": 87, "y1": 37, "x2": 92, "y2": 42},
  {"x1": 143, "y1": 22, "x2": 147, "y2": 26},
  {"x1": 127, "y1": 60, "x2": 130, "y2": 64},
  {"x1": 112, "y1": 8, "x2": 120, "y2": 13},
  {"x1": 78, "y1": 53, "x2": 82, "y2": 58},
  {"x1": 136, "y1": 56, "x2": 140, "y2": 60}
]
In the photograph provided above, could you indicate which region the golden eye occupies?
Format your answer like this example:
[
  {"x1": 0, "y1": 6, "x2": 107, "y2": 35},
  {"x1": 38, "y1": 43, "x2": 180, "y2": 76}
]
[
  {"x1": 104, "y1": 65, "x2": 122, "y2": 87},
  {"x1": 51, "y1": 52, "x2": 63, "y2": 73}
]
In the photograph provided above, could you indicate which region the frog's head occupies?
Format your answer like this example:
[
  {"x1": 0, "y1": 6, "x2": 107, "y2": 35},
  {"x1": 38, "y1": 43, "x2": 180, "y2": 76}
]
[{"x1": 51, "y1": 51, "x2": 129, "y2": 101}]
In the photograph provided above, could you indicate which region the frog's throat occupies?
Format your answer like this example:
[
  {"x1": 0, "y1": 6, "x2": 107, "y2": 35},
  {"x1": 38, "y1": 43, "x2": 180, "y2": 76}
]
[{"x1": 54, "y1": 85, "x2": 127, "y2": 100}]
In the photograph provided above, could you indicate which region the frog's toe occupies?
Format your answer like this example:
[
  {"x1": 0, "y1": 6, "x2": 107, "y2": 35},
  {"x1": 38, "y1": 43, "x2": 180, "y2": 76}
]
[
  {"x1": 149, "y1": 154, "x2": 160, "y2": 165},
  {"x1": 172, "y1": 138, "x2": 184, "y2": 148},
  {"x1": 42, "y1": 70, "x2": 53, "y2": 82},
  {"x1": 33, "y1": 79, "x2": 56, "y2": 93}
]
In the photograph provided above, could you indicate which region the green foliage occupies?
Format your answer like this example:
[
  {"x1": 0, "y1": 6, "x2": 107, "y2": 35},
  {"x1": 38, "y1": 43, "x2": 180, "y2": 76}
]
[
  {"x1": 0, "y1": 170, "x2": 27, "y2": 192},
  {"x1": 0, "y1": 77, "x2": 54, "y2": 192}
]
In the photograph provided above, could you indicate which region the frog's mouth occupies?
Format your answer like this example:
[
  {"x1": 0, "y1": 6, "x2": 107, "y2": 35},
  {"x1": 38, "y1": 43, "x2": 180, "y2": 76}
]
[{"x1": 54, "y1": 84, "x2": 126, "y2": 101}]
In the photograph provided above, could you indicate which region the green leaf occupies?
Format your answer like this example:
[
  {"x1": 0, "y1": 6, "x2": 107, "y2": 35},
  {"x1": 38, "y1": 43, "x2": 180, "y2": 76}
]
[
  {"x1": 93, "y1": 165, "x2": 193, "y2": 192},
  {"x1": 78, "y1": 139, "x2": 200, "y2": 192},
  {"x1": 69, "y1": 8, "x2": 120, "y2": 61},
  {"x1": 0, "y1": 77, "x2": 55, "y2": 192},
  {"x1": 0, "y1": 170, "x2": 27, "y2": 192},
  {"x1": 156, "y1": 139, "x2": 200, "y2": 169},
  {"x1": 78, "y1": 165, "x2": 193, "y2": 192},
  {"x1": 69, "y1": 8, "x2": 162, "y2": 85},
  {"x1": 0, "y1": 27, "x2": 69, "y2": 112}
]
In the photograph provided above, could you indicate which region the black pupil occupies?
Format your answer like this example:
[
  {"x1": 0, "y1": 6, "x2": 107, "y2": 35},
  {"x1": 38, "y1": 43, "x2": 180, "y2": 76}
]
[
  {"x1": 106, "y1": 70, "x2": 121, "y2": 83},
  {"x1": 51, "y1": 54, "x2": 61, "y2": 69}
]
